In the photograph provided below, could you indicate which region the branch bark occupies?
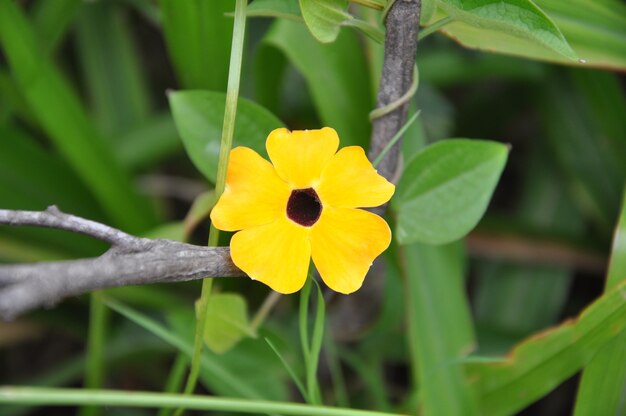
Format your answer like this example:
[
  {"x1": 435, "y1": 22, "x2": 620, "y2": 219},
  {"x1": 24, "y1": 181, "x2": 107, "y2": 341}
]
[
  {"x1": 0, "y1": 207, "x2": 243, "y2": 320},
  {"x1": 368, "y1": 0, "x2": 421, "y2": 185}
]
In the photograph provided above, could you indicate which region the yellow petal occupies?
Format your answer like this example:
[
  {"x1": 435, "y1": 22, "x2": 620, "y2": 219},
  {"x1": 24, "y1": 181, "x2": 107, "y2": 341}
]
[
  {"x1": 310, "y1": 207, "x2": 391, "y2": 294},
  {"x1": 210, "y1": 147, "x2": 290, "y2": 231},
  {"x1": 231, "y1": 217, "x2": 311, "y2": 294},
  {"x1": 317, "y1": 146, "x2": 395, "y2": 209},
  {"x1": 266, "y1": 127, "x2": 339, "y2": 189}
]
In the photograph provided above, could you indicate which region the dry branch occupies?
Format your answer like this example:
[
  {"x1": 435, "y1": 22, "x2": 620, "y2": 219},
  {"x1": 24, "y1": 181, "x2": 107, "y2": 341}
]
[{"x1": 0, "y1": 207, "x2": 243, "y2": 320}]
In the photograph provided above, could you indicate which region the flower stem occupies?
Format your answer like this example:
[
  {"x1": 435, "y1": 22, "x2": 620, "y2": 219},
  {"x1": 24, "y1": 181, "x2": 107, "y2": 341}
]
[{"x1": 177, "y1": 0, "x2": 248, "y2": 412}]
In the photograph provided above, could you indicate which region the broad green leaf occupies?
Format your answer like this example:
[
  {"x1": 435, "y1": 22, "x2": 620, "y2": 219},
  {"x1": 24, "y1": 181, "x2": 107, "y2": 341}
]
[
  {"x1": 247, "y1": 0, "x2": 383, "y2": 44},
  {"x1": 259, "y1": 19, "x2": 373, "y2": 148},
  {"x1": 75, "y1": 0, "x2": 151, "y2": 137},
  {"x1": 300, "y1": 0, "x2": 350, "y2": 43},
  {"x1": 433, "y1": 0, "x2": 626, "y2": 69},
  {"x1": 0, "y1": 0, "x2": 156, "y2": 233},
  {"x1": 575, "y1": 188, "x2": 626, "y2": 416},
  {"x1": 467, "y1": 279, "x2": 626, "y2": 416},
  {"x1": 437, "y1": 0, "x2": 577, "y2": 61},
  {"x1": 160, "y1": 0, "x2": 232, "y2": 90},
  {"x1": 247, "y1": 0, "x2": 302, "y2": 20},
  {"x1": 400, "y1": 241, "x2": 478, "y2": 415},
  {"x1": 421, "y1": 0, "x2": 437, "y2": 23},
  {"x1": 394, "y1": 139, "x2": 508, "y2": 245},
  {"x1": 197, "y1": 293, "x2": 255, "y2": 354},
  {"x1": 168, "y1": 90, "x2": 283, "y2": 183}
]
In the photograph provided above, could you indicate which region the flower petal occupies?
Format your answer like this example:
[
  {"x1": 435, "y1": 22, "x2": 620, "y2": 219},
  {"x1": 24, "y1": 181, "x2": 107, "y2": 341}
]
[
  {"x1": 210, "y1": 147, "x2": 290, "y2": 231},
  {"x1": 266, "y1": 127, "x2": 339, "y2": 188},
  {"x1": 311, "y1": 207, "x2": 391, "y2": 294},
  {"x1": 231, "y1": 217, "x2": 311, "y2": 294},
  {"x1": 317, "y1": 146, "x2": 395, "y2": 209}
]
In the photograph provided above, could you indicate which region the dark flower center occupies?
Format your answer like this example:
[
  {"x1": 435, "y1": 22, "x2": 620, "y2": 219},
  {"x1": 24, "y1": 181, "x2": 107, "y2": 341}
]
[{"x1": 286, "y1": 188, "x2": 322, "y2": 227}]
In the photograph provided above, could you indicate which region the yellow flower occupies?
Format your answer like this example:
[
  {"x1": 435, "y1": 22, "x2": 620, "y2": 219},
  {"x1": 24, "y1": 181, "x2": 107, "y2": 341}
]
[{"x1": 210, "y1": 127, "x2": 395, "y2": 294}]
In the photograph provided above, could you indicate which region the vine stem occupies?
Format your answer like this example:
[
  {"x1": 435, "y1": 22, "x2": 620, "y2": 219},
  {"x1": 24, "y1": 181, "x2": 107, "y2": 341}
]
[
  {"x1": 177, "y1": 0, "x2": 248, "y2": 412},
  {"x1": 418, "y1": 15, "x2": 454, "y2": 40}
]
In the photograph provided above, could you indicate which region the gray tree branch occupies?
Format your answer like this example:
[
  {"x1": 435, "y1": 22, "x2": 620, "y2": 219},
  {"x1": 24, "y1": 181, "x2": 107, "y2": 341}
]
[
  {"x1": 368, "y1": 0, "x2": 421, "y2": 184},
  {"x1": 0, "y1": 207, "x2": 243, "y2": 320}
]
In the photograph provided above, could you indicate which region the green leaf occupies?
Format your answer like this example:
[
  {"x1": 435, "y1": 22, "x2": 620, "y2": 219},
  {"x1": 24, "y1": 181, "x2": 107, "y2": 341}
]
[
  {"x1": 437, "y1": 0, "x2": 577, "y2": 61},
  {"x1": 0, "y1": 0, "x2": 156, "y2": 233},
  {"x1": 259, "y1": 19, "x2": 373, "y2": 148},
  {"x1": 433, "y1": 0, "x2": 626, "y2": 69},
  {"x1": 247, "y1": 0, "x2": 303, "y2": 20},
  {"x1": 466, "y1": 279, "x2": 626, "y2": 416},
  {"x1": 168, "y1": 90, "x2": 283, "y2": 183},
  {"x1": 394, "y1": 139, "x2": 509, "y2": 245},
  {"x1": 399, "y1": 241, "x2": 478, "y2": 415},
  {"x1": 421, "y1": 0, "x2": 437, "y2": 23},
  {"x1": 574, "y1": 187, "x2": 626, "y2": 416},
  {"x1": 247, "y1": 0, "x2": 383, "y2": 44},
  {"x1": 160, "y1": 0, "x2": 232, "y2": 90},
  {"x1": 197, "y1": 294, "x2": 255, "y2": 354},
  {"x1": 300, "y1": 0, "x2": 350, "y2": 43},
  {"x1": 75, "y1": 0, "x2": 151, "y2": 137}
]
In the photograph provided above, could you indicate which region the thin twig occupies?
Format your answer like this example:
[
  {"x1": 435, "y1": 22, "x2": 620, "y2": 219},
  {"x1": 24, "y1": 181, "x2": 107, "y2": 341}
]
[
  {"x1": 0, "y1": 206, "x2": 243, "y2": 320},
  {"x1": 0, "y1": 206, "x2": 137, "y2": 247}
]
